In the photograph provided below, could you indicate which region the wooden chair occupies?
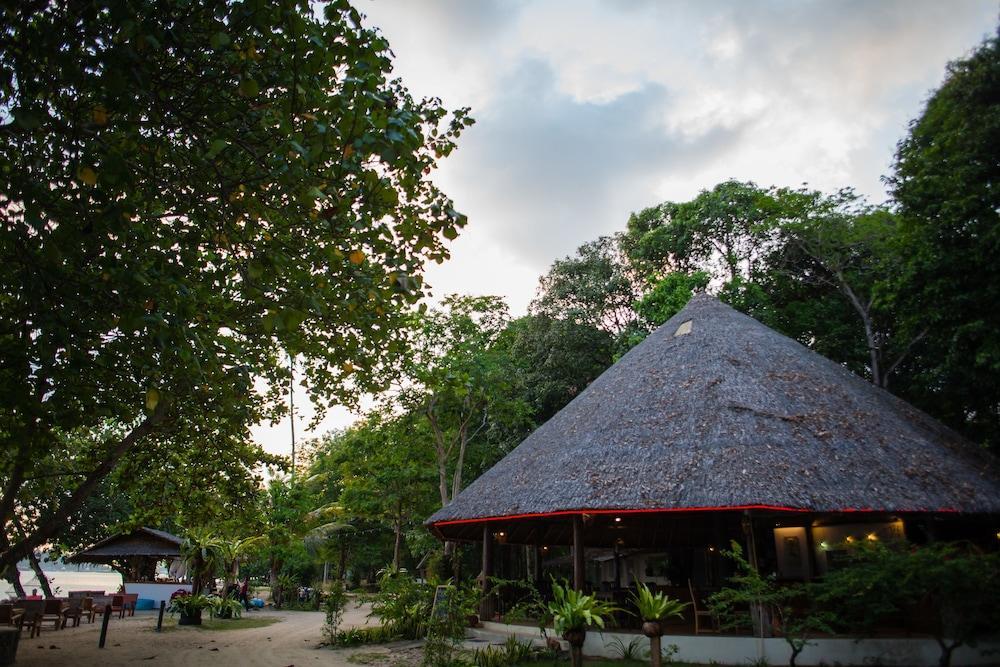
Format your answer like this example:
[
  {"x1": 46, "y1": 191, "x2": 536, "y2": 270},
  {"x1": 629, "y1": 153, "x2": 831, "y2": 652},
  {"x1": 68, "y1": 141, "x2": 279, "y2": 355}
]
[
  {"x1": 17, "y1": 600, "x2": 44, "y2": 639},
  {"x1": 122, "y1": 593, "x2": 139, "y2": 616},
  {"x1": 81, "y1": 597, "x2": 98, "y2": 624},
  {"x1": 62, "y1": 598, "x2": 83, "y2": 628},
  {"x1": 41, "y1": 598, "x2": 64, "y2": 630},
  {"x1": 111, "y1": 595, "x2": 126, "y2": 619},
  {"x1": 0, "y1": 604, "x2": 22, "y2": 628},
  {"x1": 688, "y1": 579, "x2": 718, "y2": 634}
]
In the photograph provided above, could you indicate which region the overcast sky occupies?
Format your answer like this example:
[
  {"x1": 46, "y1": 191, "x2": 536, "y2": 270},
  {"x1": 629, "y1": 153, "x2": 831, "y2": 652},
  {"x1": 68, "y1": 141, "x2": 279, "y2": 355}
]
[{"x1": 254, "y1": 0, "x2": 998, "y2": 458}]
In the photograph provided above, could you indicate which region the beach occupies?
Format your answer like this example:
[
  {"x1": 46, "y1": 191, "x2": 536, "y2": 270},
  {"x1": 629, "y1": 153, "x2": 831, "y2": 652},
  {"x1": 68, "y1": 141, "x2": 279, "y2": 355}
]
[{"x1": 1, "y1": 570, "x2": 122, "y2": 600}]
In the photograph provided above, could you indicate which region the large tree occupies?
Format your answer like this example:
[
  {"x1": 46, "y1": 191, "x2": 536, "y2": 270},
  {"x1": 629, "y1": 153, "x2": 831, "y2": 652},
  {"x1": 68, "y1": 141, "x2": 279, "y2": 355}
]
[
  {"x1": 887, "y1": 28, "x2": 1000, "y2": 448},
  {"x1": 0, "y1": 0, "x2": 473, "y2": 569},
  {"x1": 396, "y1": 295, "x2": 529, "y2": 511}
]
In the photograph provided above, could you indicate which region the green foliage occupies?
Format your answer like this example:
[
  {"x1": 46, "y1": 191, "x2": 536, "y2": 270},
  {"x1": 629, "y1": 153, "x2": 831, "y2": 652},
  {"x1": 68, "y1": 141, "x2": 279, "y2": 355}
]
[
  {"x1": 474, "y1": 636, "x2": 536, "y2": 667},
  {"x1": 395, "y1": 295, "x2": 532, "y2": 509},
  {"x1": 180, "y1": 528, "x2": 224, "y2": 593},
  {"x1": 486, "y1": 577, "x2": 550, "y2": 631},
  {"x1": 816, "y1": 541, "x2": 1000, "y2": 667},
  {"x1": 887, "y1": 28, "x2": 1000, "y2": 448},
  {"x1": 0, "y1": 0, "x2": 473, "y2": 569},
  {"x1": 530, "y1": 235, "x2": 644, "y2": 352},
  {"x1": 604, "y1": 636, "x2": 644, "y2": 661},
  {"x1": 630, "y1": 581, "x2": 688, "y2": 624},
  {"x1": 168, "y1": 593, "x2": 215, "y2": 616},
  {"x1": 422, "y1": 581, "x2": 480, "y2": 667},
  {"x1": 547, "y1": 579, "x2": 618, "y2": 636},
  {"x1": 635, "y1": 272, "x2": 710, "y2": 330},
  {"x1": 501, "y1": 315, "x2": 614, "y2": 424},
  {"x1": 323, "y1": 580, "x2": 350, "y2": 643},
  {"x1": 329, "y1": 624, "x2": 396, "y2": 647},
  {"x1": 367, "y1": 569, "x2": 436, "y2": 640},
  {"x1": 709, "y1": 542, "x2": 834, "y2": 667},
  {"x1": 272, "y1": 573, "x2": 298, "y2": 609},
  {"x1": 210, "y1": 595, "x2": 244, "y2": 620}
]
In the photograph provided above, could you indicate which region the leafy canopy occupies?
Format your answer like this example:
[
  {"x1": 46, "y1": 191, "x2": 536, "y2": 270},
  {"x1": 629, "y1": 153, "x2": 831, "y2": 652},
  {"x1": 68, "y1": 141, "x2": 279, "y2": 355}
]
[{"x1": 0, "y1": 0, "x2": 472, "y2": 568}]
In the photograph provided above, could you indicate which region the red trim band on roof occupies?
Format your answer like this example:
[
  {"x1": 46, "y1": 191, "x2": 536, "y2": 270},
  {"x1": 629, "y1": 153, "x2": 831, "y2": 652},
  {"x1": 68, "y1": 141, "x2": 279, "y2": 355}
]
[{"x1": 430, "y1": 504, "x2": 960, "y2": 528}]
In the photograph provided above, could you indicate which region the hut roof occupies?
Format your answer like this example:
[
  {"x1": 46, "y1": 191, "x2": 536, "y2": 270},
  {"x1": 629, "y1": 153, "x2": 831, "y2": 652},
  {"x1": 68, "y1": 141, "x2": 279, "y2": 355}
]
[
  {"x1": 70, "y1": 527, "x2": 183, "y2": 563},
  {"x1": 428, "y1": 294, "x2": 1000, "y2": 530}
]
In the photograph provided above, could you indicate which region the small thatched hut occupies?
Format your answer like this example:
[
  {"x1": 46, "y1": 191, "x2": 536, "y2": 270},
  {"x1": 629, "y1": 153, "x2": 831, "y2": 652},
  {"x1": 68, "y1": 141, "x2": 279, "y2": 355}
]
[
  {"x1": 71, "y1": 527, "x2": 183, "y2": 581},
  {"x1": 427, "y1": 294, "x2": 1000, "y2": 593}
]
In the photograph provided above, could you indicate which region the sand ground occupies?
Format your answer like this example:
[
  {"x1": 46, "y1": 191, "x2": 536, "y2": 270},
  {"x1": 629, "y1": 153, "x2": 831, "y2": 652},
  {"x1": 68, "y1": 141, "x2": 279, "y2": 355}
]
[{"x1": 13, "y1": 600, "x2": 380, "y2": 667}]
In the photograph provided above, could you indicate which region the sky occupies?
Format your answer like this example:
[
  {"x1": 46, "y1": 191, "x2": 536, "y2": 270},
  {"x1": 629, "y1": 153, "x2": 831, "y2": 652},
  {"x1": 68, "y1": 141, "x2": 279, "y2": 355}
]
[{"x1": 253, "y1": 0, "x2": 998, "y2": 458}]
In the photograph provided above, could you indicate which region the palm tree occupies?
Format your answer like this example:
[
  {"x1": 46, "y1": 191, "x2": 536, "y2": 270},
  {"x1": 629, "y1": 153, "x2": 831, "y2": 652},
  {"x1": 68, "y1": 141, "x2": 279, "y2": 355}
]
[{"x1": 180, "y1": 528, "x2": 223, "y2": 594}]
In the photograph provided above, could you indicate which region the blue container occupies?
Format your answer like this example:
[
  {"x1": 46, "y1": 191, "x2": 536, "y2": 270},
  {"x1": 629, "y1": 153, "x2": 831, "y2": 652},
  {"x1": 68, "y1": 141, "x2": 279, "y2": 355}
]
[{"x1": 135, "y1": 598, "x2": 155, "y2": 611}]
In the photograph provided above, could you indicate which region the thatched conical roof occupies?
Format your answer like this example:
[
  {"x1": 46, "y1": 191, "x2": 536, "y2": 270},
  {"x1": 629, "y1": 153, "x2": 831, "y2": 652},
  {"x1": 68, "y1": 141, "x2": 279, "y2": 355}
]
[{"x1": 428, "y1": 294, "x2": 1000, "y2": 530}]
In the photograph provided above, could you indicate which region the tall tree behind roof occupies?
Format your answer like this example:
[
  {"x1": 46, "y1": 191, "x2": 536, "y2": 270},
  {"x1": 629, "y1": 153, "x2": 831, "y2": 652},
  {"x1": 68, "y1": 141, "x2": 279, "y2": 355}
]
[{"x1": 888, "y1": 27, "x2": 1000, "y2": 449}]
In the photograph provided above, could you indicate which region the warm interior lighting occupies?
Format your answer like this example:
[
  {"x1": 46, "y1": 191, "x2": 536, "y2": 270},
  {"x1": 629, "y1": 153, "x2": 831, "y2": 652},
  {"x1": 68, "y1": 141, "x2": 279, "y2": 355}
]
[
  {"x1": 708, "y1": 546, "x2": 715, "y2": 552},
  {"x1": 866, "y1": 532, "x2": 878, "y2": 541},
  {"x1": 498, "y1": 532, "x2": 505, "y2": 537},
  {"x1": 846, "y1": 535, "x2": 854, "y2": 543},
  {"x1": 995, "y1": 531, "x2": 1000, "y2": 540},
  {"x1": 614, "y1": 517, "x2": 622, "y2": 523},
  {"x1": 819, "y1": 541, "x2": 829, "y2": 550},
  {"x1": 541, "y1": 546, "x2": 548, "y2": 552}
]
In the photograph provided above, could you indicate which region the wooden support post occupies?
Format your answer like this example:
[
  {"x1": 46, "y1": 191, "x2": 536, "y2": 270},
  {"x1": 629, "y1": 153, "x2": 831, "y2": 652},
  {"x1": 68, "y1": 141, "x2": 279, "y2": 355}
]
[
  {"x1": 481, "y1": 524, "x2": 495, "y2": 620},
  {"x1": 572, "y1": 515, "x2": 585, "y2": 592},
  {"x1": 741, "y1": 511, "x2": 771, "y2": 638},
  {"x1": 156, "y1": 600, "x2": 165, "y2": 632},
  {"x1": 98, "y1": 605, "x2": 111, "y2": 648},
  {"x1": 804, "y1": 519, "x2": 819, "y2": 581}
]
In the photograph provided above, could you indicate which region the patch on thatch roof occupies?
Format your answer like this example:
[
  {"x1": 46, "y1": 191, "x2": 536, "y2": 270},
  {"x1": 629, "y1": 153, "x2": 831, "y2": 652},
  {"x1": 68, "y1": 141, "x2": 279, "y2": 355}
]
[
  {"x1": 70, "y1": 527, "x2": 183, "y2": 563},
  {"x1": 428, "y1": 294, "x2": 1000, "y2": 527}
]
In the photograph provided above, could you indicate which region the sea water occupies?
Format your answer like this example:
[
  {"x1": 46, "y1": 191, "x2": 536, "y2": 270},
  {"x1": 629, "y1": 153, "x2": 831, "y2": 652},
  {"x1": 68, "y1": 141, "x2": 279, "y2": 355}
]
[{"x1": 1, "y1": 569, "x2": 122, "y2": 599}]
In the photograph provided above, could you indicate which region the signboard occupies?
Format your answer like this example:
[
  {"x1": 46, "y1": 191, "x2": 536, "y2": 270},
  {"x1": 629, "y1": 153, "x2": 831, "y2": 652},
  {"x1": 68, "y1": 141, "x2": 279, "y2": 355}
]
[{"x1": 430, "y1": 584, "x2": 451, "y2": 620}]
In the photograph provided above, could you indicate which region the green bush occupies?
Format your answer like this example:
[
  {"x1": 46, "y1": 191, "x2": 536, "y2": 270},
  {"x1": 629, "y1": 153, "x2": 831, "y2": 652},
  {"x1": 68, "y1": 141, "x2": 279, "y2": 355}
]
[
  {"x1": 367, "y1": 570, "x2": 436, "y2": 640},
  {"x1": 324, "y1": 581, "x2": 349, "y2": 643},
  {"x1": 331, "y1": 625, "x2": 396, "y2": 647}
]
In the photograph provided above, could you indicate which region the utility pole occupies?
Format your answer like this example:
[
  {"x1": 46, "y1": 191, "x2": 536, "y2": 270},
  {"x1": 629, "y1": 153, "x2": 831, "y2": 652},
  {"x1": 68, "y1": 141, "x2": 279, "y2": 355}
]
[{"x1": 289, "y1": 353, "x2": 296, "y2": 476}]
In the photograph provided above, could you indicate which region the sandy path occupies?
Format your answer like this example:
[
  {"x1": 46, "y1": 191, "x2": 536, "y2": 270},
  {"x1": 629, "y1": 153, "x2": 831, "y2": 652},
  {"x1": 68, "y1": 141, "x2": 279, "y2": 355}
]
[{"x1": 13, "y1": 601, "x2": 377, "y2": 667}]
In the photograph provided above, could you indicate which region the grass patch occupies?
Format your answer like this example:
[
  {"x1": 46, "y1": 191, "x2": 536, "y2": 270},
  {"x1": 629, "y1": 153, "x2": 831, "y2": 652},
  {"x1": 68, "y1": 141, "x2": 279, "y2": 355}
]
[{"x1": 154, "y1": 615, "x2": 280, "y2": 632}]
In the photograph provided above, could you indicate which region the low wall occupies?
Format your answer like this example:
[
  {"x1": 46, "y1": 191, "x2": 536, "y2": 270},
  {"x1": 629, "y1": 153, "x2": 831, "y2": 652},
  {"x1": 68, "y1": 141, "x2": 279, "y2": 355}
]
[
  {"x1": 475, "y1": 621, "x2": 1000, "y2": 666},
  {"x1": 123, "y1": 582, "x2": 191, "y2": 608}
]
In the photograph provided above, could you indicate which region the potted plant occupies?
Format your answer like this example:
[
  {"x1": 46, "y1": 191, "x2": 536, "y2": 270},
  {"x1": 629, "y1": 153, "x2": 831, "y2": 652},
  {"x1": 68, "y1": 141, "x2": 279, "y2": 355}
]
[
  {"x1": 631, "y1": 581, "x2": 688, "y2": 667},
  {"x1": 547, "y1": 579, "x2": 617, "y2": 667},
  {"x1": 169, "y1": 592, "x2": 214, "y2": 626}
]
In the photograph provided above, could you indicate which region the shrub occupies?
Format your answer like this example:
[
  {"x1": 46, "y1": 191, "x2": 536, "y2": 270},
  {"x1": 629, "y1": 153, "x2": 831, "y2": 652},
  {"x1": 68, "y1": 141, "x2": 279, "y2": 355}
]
[
  {"x1": 367, "y1": 570, "x2": 435, "y2": 640},
  {"x1": 324, "y1": 580, "x2": 349, "y2": 643}
]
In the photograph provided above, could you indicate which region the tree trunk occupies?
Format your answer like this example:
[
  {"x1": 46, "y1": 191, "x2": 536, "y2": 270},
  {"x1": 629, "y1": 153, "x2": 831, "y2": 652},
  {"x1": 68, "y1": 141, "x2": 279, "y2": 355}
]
[
  {"x1": 0, "y1": 411, "x2": 164, "y2": 571},
  {"x1": 937, "y1": 639, "x2": 959, "y2": 667},
  {"x1": 392, "y1": 516, "x2": 402, "y2": 571},
  {"x1": 3, "y1": 564, "x2": 25, "y2": 598},
  {"x1": 26, "y1": 552, "x2": 52, "y2": 598},
  {"x1": 649, "y1": 635, "x2": 662, "y2": 667},
  {"x1": 338, "y1": 544, "x2": 348, "y2": 581}
]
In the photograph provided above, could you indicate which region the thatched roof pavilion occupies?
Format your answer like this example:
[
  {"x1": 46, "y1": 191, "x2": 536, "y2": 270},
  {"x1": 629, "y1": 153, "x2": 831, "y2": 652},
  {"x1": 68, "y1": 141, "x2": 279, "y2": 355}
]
[
  {"x1": 428, "y1": 294, "x2": 1000, "y2": 590},
  {"x1": 71, "y1": 527, "x2": 183, "y2": 563}
]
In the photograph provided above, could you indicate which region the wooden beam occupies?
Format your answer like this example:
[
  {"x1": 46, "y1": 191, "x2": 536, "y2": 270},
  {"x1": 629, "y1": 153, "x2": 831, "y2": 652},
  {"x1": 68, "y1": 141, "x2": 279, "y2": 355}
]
[
  {"x1": 482, "y1": 524, "x2": 494, "y2": 592},
  {"x1": 572, "y1": 515, "x2": 585, "y2": 591}
]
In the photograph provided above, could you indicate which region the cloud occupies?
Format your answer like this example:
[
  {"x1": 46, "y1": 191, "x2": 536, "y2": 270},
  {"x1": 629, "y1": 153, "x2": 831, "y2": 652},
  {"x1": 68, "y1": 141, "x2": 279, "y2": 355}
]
[
  {"x1": 254, "y1": 0, "x2": 996, "y2": 452},
  {"x1": 364, "y1": 0, "x2": 996, "y2": 278}
]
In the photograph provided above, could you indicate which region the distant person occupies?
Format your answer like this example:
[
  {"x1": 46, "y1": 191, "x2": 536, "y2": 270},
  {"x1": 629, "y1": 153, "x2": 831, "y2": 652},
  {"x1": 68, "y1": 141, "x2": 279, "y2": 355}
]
[
  {"x1": 26, "y1": 588, "x2": 41, "y2": 600},
  {"x1": 239, "y1": 577, "x2": 250, "y2": 610}
]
